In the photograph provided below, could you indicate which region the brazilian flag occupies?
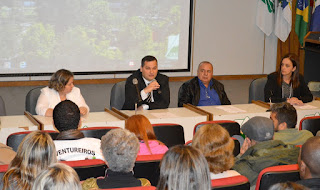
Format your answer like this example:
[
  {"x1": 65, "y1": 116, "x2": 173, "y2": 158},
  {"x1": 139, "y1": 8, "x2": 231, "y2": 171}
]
[{"x1": 295, "y1": 0, "x2": 310, "y2": 46}]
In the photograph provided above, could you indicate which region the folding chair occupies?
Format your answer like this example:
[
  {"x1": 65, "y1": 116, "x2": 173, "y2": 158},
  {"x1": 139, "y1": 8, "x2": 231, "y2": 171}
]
[
  {"x1": 60, "y1": 159, "x2": 107, "y2": 181},
  {"x1": 79, "y1": 127, "x2": 119, "y2": 139},
  {"x1": 299, "y1": 116, "x2": 320, "y2": 136},
  {"x1": 211, "y1": 175, "x2": 250, "y2": 190},
  {"x1": 133, "y1": 154, "x2": 164, "y2": 186},
  {"x1": 6, "y1": 130, "x2": 59, "y2": 152},
  {"x1": 255, "y1": 164, "x2": 300, "y2": 190},
  {"x1": 152, "y1": 123, "x2": 185, "y2": 148}
]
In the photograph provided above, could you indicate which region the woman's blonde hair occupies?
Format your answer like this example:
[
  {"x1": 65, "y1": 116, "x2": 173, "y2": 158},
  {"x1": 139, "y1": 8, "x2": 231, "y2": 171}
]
[
  {"x1": 2, "y1": 131, "x2": 57, "y2": 190},
  {"x1": 32, "y1": 163, "x2": 81, "y2": 190},
  {"x1": 125, "y1": 114, "x2": 162, "y2": 154},
  {"x1": 48, "y1": 69, "x2": 73, "y2": 92},
  {"x1": 192, "y1": 124, "x2": 234, "y2": 174},
  {"x1": 157, "y1": 145, "x2": 211, "y2": 190}
]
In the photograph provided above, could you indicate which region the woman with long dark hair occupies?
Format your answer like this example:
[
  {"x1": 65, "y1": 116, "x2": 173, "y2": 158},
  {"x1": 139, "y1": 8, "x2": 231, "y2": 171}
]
[{"x1": 264, "y1": 53, "x2": 313, "y2": 105}]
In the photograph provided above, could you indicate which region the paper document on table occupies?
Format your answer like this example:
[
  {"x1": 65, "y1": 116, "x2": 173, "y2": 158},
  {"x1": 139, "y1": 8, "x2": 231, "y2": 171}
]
[
  {"x1": 150, "y1": 112, "x2": 178, "y2": 119},
  {"x1": 215, "y1": 106, "x2": 247, "y2": 113},
  {"x1": 295, "y1": 104, "x2": 317, "y2": 110}
]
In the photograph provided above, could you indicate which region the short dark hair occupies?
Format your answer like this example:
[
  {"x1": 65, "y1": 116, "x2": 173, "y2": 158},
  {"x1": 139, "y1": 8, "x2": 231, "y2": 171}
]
[
  {"x1": 270, "y1": 102, "x2": 297, "y2": 128},
  {"x1": 141, "y1": 55, "x2": 157, "y2": 67},
  {"x1": 53, "y1": 100, "x2": 80, "y2": 132}
]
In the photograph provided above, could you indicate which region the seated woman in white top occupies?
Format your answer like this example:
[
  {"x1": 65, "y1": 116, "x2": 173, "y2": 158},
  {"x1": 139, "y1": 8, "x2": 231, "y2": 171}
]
[
  {"x1": 192, "y1": 124, "x2": 240, "y2": 179},
  {"x1": 36, "y1": 69, "x2": 89, "y2": 116}
]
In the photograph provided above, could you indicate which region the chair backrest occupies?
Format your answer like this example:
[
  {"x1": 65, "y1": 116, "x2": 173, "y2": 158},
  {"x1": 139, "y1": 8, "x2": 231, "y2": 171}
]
[
  {"x1": 25, "y1": 87, "x2": 43, "y2": 115},
  {"x1": 79, "y1": 127, "x2": 120, "y2": 139},
  {"x1": 194, "y1": 120, "x2": 241, "y2": 137},
  {"x1": 211, "y1": 175, "x2": 250, "y2": 190},
  {"x1": 248, "y1": 77, "x2": 267, "y2": 103},
  {"x1": 110, "y1": 81, "x2": 126, "y2": 110},
  {"x1": 255, "y1": 164, "x2": 300, "y2": 190},
  {"x1": 100, "y1": 186, "x2": 156, "y2": 190},
  {"x1": 152, "y1": 124, "x2": 185, "y2": 148},
  {"x1": 6, "y1": 130, "x2": 59, "y2": 152},
  {"x1": 0, "y1": 164, "x2": 9, "y2": 173},
  {"x1": 299, "y1": 116, "x2": 320, "y2": 136},
  {"x1": 133, "y1": 154, "x2": 164, "y2": 186},
  {"x1": 0, "y1": 96, "x2": 6, "y2": 116},
  {"x1": 60, "y1": 159, "x2": 107, "y2": 181}
]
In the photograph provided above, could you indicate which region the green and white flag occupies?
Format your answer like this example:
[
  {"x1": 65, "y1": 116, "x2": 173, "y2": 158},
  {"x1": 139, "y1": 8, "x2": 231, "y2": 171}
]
[{"x1": 256, "y1": 0, "x2": 276, "y2": 36}]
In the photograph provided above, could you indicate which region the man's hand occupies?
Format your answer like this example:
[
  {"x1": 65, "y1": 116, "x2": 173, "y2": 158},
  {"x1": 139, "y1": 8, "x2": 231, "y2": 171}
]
[
  {"x1": 143, "y1": 80, "x2": 160, "y2": 94},
  {"x1": 239, "y1": 137, "x2": 251, "y2": 156}
]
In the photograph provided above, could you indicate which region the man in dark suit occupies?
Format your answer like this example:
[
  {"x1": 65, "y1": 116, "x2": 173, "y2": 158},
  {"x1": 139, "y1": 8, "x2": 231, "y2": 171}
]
[
  {"x1": 122, "y1": 55, "x2": 170, "y2": 110},
  {"x1": 178, "y1": 61, "x2": 230, "y2": 107}
]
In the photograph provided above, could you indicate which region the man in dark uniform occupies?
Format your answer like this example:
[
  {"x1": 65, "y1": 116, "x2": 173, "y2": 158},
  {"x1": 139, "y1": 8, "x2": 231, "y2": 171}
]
[{"x1": 122, "y1": 55, "x2": 170, "y2": 110}]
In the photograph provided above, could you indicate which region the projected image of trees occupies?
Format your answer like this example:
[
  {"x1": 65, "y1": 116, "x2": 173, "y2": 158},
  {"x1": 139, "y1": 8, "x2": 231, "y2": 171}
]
[{"x1": 0, "y1": 0, "x2": 189, "y2": 74}]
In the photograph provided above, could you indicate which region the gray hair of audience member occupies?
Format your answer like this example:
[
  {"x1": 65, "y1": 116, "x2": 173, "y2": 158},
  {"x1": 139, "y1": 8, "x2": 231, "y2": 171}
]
[
  {"x1": 32, "y1": 163, "x2": 81, "y2": 190},
  {"x1": 271, "y1": 102, "x2": 297, "y2": 128},
  {"x1": 157, "y1": 145, "x2": 211, "y2": 190},
  {"x1": 100, "y1": 128, "x2": 139, "y2": 172},
  {"x1": 300, "y1": 136, "x2": 320, "y2": 178},
  {"x1": 268, "y1": 181, "x2": 308, "y2": 190}
]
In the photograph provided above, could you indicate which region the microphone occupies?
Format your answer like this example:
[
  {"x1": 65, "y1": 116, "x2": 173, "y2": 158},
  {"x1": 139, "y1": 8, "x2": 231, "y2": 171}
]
[{"x1": 132, "y1": 78, "x2": 142, "y2": 102}]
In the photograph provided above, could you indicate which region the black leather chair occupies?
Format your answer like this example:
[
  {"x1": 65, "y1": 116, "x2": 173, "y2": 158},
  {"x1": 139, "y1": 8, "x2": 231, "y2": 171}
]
[
  {"x1": 194, "y1": 120, "x2": 241, "y2": 137},
  {"x1": 25, "y1": 87, "x2": 43, "y2": 115},
  {"x1": 79, "y1": 127, "x2": 119, "y2": 139},
  {"x1": 61, "y1": 159, "x2": 107, "y2": 181},
  {"x1": 248, "y1": 77, "x2": 267, "y2": 103},
  {"x1": 0, "y1": 96, "x2": 6, "y2": 116},
  {"x1": 6, "y1": 130, "x2": 59, "y2": 152},
  {"x1": 133, "y1": 154, "x2": 163, "y2": 186},
  {"x1": 255, "y1": 164, "x2": 300, "y2": 190},
  {"x1": 152, "y1": 124, "x2": 185, "y2": 148},
  {"x1": 110, "y1": 81, "x2": 126, "y2": 110},
  {"x1": 299, "y1": 116, "x2": 320, "y2": 136}
]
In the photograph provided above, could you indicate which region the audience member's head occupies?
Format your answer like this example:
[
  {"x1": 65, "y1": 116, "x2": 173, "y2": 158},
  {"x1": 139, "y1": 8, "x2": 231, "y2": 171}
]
[
  {"x1": 125, "y1": 114, "x2": 158, "y2": 154},
  {"x1": 192, "y1": 124, "x2": 234, "y2": 174},
  {"x1": 157, "y1": 145, "x2": 211, "y2": 190},
  {"x1": 270, "y1": 102, "x2": 297, "y2": 131},
  {"x1": 32, "y1": 163, "x2": 81, "y2": 190},
  {"x1": 299, "y1": 136, "x2": 320, "y2": 180},
  {"x1": 2, "y1": 131, "x2": 57, "y2": 189},
  {"x1": 100, "y1": 128, "x2": 139, "y2": 172},
  {"x1": 53, "y1": 100, "x2": 84, "y2": 140},
  {"x1": 241, "y1": 116, "x2": 274, "y2": 144},
  {"x1": 48, "y1": 69, "x2": 74, "y2": 92},
  {"x1": 268, "y1": 181, "x2": 308, "y2": 190}
]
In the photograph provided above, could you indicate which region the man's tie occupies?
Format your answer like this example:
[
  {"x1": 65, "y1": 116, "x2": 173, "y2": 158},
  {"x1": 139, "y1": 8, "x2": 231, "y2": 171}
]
[{"x1": 146, "y1": 83, "x2": 152, "y2": 103}]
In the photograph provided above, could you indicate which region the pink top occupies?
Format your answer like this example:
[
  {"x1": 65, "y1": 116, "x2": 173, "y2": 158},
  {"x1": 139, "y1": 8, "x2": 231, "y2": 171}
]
[{"x1": 138, "y1": 140, "x2": 169, "y2": 155}]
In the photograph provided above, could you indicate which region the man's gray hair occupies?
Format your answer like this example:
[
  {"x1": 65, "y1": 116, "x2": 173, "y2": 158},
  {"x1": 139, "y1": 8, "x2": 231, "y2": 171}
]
[
  {"x1": 101, "y1": 128, "x2": 139, "y2": 172},
  {"x1": 197, "y1": 61, "x2": 213, "y2": 71}
]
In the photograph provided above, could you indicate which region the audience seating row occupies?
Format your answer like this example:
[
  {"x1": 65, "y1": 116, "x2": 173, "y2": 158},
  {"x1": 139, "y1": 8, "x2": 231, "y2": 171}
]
[{"x1": 6, "y1": 124, "x2": 185, "y2": 152}]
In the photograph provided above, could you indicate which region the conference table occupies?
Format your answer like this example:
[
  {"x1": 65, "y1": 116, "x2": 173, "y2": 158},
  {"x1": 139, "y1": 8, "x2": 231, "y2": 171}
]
[{"x1": 1, "y1": 101, "x2": 320, "y2": 145}]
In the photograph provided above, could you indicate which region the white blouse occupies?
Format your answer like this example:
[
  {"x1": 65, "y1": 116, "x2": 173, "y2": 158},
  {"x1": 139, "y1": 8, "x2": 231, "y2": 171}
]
[{"x1": 35, "y1": 86, "x2": 89, "y2": 116}]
